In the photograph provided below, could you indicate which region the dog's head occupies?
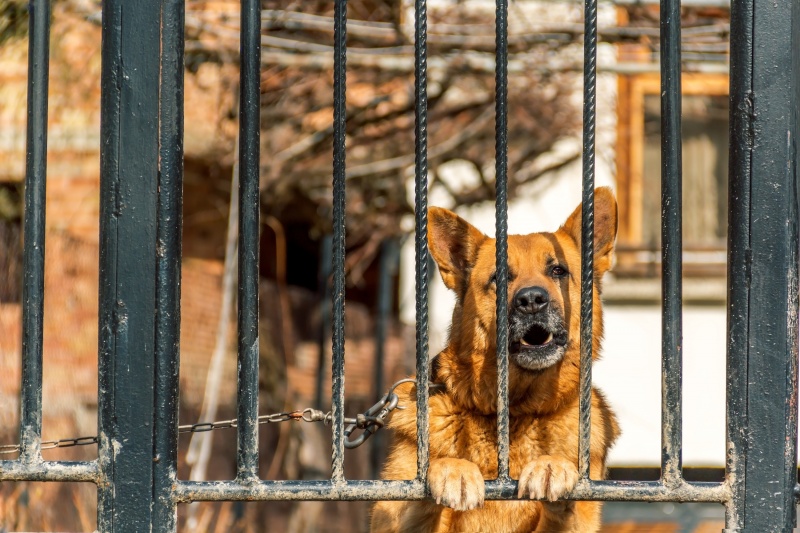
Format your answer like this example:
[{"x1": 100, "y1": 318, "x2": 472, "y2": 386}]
[{"x1": 428, "y1": 187, "x2": 617, "y2": 414}]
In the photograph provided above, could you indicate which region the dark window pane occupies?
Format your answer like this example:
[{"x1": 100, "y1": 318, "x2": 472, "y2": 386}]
[
  {"x1": 642, "y1": 94, "x2": 729, "y2": 249},
  {"x1": 0, "y1": 182, "x2": 23, "y2": 302}
]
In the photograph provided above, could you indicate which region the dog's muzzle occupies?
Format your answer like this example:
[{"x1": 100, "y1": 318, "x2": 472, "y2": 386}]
[{"x1": 508, "y1": 286, "x2": 567, "y2": 371}]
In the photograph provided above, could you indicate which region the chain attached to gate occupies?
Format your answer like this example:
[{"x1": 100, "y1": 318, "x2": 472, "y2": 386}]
[
  {"x1": 0, "y1": 378, "x2": 418, "y2": 456},
  {"x1": 0, "y1": 435, "x2": 100, "y2": 455},
  {"x1": 343, "y1": 377, "x2": 414, "y2": 448}
]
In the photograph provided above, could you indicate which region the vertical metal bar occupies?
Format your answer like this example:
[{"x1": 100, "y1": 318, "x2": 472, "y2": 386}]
[
  {"x1": 331, "y1": 0, "x2": 348, "y2": 484},
  {"x1": 660, "y1": 0, "x2": 683, "y2": 487},
  {"x1": 792, "y1": 7, "x2": 800, "y2": 516},
  {"x1": 413, "y1": 0, "x2": 431, "y2": 484},
  {"x1": 315, "y1": 234, "x2": 333, "y2": 409},
  {"x1": 19, "y1": 0, "x2": 50, "y2": 464},
  {"x1": 725, "y1": 0, "x2": 799, "y2": 527},
  {"x1": 96, "y1": 0, "x2": 123, "y2": 525},
  {"x1": 494, "y1": 0, "x2": 510, "y2": 482},
  {"x1": 790, "y1": 6, "x2": 800, "y2": 523},
  {"x1": 371, "y1": 239, "x2": 397, "y2": 479},
  {"x1": 97, "y1": 0, "x2": 162, "y2": 528},
  {"x1": 153, "y1": 0, "x2": 185, "y2": 529},
  {"x1": 578, "y1": 0, "x2": 598, "y2": 481},
  {"x1": 723, "y1": 0, "x2": 752, "y2": 524},
  {"x1": 236, "y1": 0, "x2": 262, "y2": 483}
]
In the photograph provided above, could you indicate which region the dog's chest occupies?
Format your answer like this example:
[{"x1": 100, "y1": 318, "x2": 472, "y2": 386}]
[
  {"x1": 430, "y1": 410, "x2": 553, "y2": 478},
  {"x1": 439, "y1": 501, "x2": 541, "y2": 533}
]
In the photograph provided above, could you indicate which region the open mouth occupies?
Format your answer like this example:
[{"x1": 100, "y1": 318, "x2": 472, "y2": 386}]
[
  {"x1": 509, "y1": 322, "x2": 567, "y2": 371},
  {"x1": 520, "y1": 324, "x2": 554, "y2": 348}
]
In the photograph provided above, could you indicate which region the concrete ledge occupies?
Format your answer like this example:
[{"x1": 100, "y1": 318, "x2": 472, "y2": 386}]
[{"x1": 602, "y1": 275, "x2": 727, "y2": 305}]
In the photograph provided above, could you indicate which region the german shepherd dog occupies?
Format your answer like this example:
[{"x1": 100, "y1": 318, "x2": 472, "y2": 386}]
[{"x1": 371, "y1": 188, "x2": 620, "y2": 532}]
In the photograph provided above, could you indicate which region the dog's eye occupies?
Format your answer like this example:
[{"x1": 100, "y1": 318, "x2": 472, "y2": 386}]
[
  {"x1": 551, "y1": 265, "x2": 569, "y2": 278},
  {"x1": 489, "y1": 272, "x2": 497, "y2": 285}
]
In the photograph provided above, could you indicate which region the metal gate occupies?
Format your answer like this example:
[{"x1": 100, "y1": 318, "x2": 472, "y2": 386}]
[{"x1": 0, "y1": 0, "x2": 798, "y2": 530}]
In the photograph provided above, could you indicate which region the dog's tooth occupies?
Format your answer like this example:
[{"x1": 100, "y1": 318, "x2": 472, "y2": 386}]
[
  {"x1": 545, "y1": 333, "x2": 553, "y2": 343},
  {"x1": 520, "y1": 338, "x2": 531, "y2": 346}
]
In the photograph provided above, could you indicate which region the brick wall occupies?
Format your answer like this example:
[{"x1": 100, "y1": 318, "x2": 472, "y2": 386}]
[{"x1": 0, "y1": 5, "x2": 411, "y2": 530}]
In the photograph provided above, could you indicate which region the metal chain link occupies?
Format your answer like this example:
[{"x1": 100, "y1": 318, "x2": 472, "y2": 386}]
[
  {"x1": 0, "y1": 435, "x2": 100, "y2": 455},
  {"x1": 0, "y1": 378, "x2": 418, "y2": 456}
]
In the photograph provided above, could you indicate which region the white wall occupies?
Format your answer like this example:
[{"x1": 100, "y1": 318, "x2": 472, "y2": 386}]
[{"x1": 598, "y1": 305, "x2": 727, "y2": 467}]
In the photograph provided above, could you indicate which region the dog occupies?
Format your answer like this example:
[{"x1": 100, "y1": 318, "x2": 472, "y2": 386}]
[{"x1": 371, "y1": 188, "x2": 620, "y2": 532}]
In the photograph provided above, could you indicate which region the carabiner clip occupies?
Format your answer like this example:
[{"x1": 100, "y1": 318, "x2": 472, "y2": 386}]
[{"x1": 343, "y1": 393, "x2": 400, "y2": 449}]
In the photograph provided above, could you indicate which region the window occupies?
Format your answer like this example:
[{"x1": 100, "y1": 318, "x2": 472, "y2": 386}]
[
  {"x1": 0, "y1": 182, "x2": 23, "y2": 302},
  {"x1": 616, "y1": 73, "x2": 729, "y2": 277}
]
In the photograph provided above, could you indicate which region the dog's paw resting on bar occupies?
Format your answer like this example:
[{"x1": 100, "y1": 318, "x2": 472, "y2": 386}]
[
  {"x1": 517, "y1": 455, "x2": 581, "y2": 503},
  {"x1": 371, "y1": 188, "x2": 620, "y2": 533},
  {"x1": 428, "y1": 458, "x2": 486, "y2": 511}
]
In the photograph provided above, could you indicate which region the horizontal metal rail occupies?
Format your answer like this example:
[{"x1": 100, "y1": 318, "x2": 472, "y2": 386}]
[
  {"x1": 173, "y1": 479, "x2": 729, "y2": 503},
  {"x1": 0, "y1": 460, "x2": 98, "y2": 482}
]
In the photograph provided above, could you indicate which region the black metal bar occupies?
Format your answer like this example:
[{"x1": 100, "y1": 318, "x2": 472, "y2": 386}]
[
  {"x1": 331, "y1": 0, "x2": 348, "y2": 484},
  {"x1": 723, "y1": 0, "x2": 753, "y2": 525},
  {"x1": 236, "y1": 0, "x2": 262, "y2": 483},
  {"x1": 175, "y1": 479, "x2": 728, "y2": 503},
  {"x1": 315, "y1": 234, "x2": 333, "y2": 409},
  {"x1": 494, "y1": 0, "x2": 510, "y2": 482},
  {"x1": 97, "y1": 0, "x2": 162, "y2": 528},
  {"x1": 727, "y1": 0, "x2": 798, "y2": 527},
  {"x1": 153, "y1": 0, "x2": 185, "y2": 529},
  {"x1": 19, "y1": 0, "x2": 50, "y2": 464},
  {"x1": 96, "y1": 0, "x2": 123, "y2": 523},
  {"x1": 792, "y1": 7, "x2": 800, "y2": 521},
  {"x1": 371, "y1": 239, "x2": 397, "y2": 479},
  {"x1": 578, "y1": 0, "x2": 598, "y2": 480},
  {"x1": 413, "y1": 0, "x2": 431, "y2": 485},
  {"x1": 660, "y1": 0, "x2": 683, "y2": 488}
]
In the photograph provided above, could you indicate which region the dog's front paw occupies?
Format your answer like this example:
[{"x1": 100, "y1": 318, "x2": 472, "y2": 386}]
[
  {"x1": 428, "y1": 458, "x2": 485, "y2": 511},
  {"x1": 517, "y1": 455, "x2": 579, "y2": 502}
]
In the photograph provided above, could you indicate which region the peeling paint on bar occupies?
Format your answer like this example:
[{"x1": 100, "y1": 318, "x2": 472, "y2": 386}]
[
  {"x1": 236, "y1": 0, "x2": 262, "y2": 484},
  {"x1": 19, "y1": 426, "x2": 42, "y2": 464},
  {"x1": 0, "y1": 460, "x2": 99, "y2": 482},
  {"x1": 173, "y1": 479, "x2": 729, "y2": 504},
  {"x1": 330, "y1": 0, "x2": 348, "y2": 485},
  {"x1": 152, "y1": 1, "x2": 185, "y2": 528},
  {"x1": 659, "y1": 0, "x2": 684, "y2": 489},
  {"x1": 19, "y1": 0, "x2": 50, "y2": 466}
]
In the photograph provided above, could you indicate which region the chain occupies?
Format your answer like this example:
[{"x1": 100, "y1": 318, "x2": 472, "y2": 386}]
[
  {"x1": 0, "y1": 378, "x2": 418, "y2": 456},
  {"x1": 0, "y1": 436, "x2": 99, "y2": 455}
]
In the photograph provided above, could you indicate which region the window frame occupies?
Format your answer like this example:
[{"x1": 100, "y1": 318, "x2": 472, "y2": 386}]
[{"x1": 615, "y1": 72, "x2": 730, "y2": 278}]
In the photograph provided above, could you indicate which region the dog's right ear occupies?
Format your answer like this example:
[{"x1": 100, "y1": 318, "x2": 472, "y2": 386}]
[{"x1": 427, "y1": 207, "x2": 487, "y2": 293}]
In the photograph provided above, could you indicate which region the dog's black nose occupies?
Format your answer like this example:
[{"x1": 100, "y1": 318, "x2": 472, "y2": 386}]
[{"x1": 514, "y1": 286, "x2": 549, "y2": 314}]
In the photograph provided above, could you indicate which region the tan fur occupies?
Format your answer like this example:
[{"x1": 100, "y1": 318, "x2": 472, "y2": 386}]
[{"x1": 371, "y1": 188, "x2": 620, "y2": 533}]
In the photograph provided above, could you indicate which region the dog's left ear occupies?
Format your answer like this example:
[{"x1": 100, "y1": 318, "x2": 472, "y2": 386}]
[{"x1": 559, "y1": 187, "x2": 618, "y2": 274}]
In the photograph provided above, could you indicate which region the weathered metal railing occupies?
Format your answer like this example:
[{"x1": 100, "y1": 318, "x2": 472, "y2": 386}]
[{"x1": 0, "y1": 0, "x2": 797, "y2": 530}]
